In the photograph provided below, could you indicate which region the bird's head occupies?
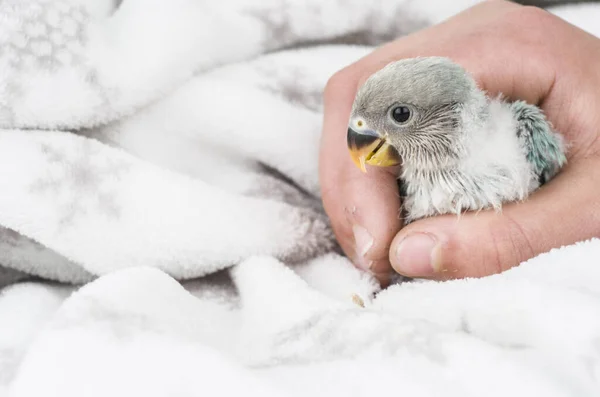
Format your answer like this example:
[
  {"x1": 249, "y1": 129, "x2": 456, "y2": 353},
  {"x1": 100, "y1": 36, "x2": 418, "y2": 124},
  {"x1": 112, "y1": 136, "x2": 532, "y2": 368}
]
[{"x1": 347, "y1": 57, "x2": 484, "y2": 172}]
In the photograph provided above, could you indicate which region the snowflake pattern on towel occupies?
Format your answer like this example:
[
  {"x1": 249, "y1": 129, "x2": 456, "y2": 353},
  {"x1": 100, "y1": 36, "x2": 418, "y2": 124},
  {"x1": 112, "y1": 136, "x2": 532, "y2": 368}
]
[
  {"x1": 0, "y1": 1, "x2": 599, "y2": 396},
  {"x1": 0, "y1": 0, "x2": 451, "y2": 283},
  {"x1": 31, "y1": 141, "x2": 128, "y2": 228},
  {"x1": 4, "y1": 1, "x2": 88, "y2": 71},
  {"x1": 0, "y1": 0, "x2": 91, "y2": 124}
]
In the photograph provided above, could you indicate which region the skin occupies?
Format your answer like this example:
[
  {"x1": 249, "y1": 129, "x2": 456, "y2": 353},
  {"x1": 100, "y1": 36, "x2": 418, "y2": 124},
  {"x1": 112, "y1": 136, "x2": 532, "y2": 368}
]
[{"x1": 319, "y1": 0, "x2": 600, "y2": 284}]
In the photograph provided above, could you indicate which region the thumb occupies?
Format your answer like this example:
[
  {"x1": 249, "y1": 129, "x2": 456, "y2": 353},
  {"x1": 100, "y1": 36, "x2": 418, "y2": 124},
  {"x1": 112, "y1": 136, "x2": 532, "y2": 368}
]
[{"x1": 389, "y1": 160, "x2": 600, "y2": 280}]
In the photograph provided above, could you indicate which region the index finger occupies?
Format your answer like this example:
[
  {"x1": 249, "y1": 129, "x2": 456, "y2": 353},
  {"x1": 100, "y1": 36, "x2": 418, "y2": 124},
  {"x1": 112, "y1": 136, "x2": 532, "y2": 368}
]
[{"x1": 319, "y1": 64, "x2": 402, "y2": 281}]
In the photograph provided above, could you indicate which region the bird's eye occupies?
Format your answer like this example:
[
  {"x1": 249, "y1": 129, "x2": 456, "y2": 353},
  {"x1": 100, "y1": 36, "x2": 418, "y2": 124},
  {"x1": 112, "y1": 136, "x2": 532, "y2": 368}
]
[{"x1": 391, "y1": 106, "x2": 411, "y2": 124}]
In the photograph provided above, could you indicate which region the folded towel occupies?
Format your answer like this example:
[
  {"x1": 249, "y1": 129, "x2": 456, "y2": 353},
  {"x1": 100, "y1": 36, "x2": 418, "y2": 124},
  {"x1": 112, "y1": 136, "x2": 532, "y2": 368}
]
[
  {"x1": 1, "y1": 0, "x2": 599, "y2": 396},
  {"x1": 4, "y1": 239, "x2": 600, "y2": 396}
]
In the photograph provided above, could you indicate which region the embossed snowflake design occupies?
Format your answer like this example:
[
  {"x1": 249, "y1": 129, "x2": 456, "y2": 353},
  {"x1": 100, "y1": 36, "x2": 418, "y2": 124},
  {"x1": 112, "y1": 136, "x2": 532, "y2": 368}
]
[
  {"x1": 0, "y1": 1, "x2": 91, "y2": 125},
  {"x1": 2, "y1": 0, "x2": 88, "y2": 72},
  {"x1": 31, "y1": 139, "x2": 130, "y2": 228}
]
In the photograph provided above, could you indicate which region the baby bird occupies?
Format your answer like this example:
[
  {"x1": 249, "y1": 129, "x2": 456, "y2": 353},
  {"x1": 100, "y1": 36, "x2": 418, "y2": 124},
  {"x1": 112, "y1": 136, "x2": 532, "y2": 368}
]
[{"x1": 347, "y1": 57, "x2": 566, "y2": 223}]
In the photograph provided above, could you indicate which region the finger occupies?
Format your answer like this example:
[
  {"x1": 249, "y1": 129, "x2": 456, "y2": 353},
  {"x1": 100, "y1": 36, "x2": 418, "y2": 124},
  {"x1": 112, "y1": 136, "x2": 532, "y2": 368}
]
[
  {"x1": 388, "y1": 158, "x2": 600, "y2": 280},
  {"x1": 353, "y1": 4, "x2": 555, "y2": 105},
  {"x1": 320, "y1": 66, "x2": 402, "y2": 281}
]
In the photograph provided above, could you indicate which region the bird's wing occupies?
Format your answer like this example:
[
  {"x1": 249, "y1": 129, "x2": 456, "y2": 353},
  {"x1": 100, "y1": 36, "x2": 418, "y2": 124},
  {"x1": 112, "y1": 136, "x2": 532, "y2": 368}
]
[{"x1": 511, "y1": 101, "x2": 567, "y2": 184}]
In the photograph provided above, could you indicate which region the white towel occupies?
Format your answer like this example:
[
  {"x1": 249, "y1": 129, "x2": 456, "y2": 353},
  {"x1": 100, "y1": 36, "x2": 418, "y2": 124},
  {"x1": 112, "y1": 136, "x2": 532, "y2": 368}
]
[{"x1": 1, "y1": 0, "x2": 599, "y2": 396}]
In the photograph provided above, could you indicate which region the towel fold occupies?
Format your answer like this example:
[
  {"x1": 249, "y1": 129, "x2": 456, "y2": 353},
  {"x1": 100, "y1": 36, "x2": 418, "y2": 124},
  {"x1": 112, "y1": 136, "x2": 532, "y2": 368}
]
[{"x1": 1, "y1": 0, "x2": 599, "y2": 396}]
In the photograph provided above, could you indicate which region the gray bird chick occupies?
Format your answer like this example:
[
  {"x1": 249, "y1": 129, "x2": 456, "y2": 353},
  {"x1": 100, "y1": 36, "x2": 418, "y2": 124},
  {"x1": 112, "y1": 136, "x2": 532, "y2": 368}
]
[{"x1": 347, "y1": 57, "x2": 566, "y2": 223}]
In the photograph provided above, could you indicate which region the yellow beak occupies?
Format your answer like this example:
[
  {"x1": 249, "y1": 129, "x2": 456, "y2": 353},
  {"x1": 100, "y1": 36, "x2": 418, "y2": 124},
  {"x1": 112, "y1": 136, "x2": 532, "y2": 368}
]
[{"x1": 347, "y1": 127, "x2": 401, "y2": 173}]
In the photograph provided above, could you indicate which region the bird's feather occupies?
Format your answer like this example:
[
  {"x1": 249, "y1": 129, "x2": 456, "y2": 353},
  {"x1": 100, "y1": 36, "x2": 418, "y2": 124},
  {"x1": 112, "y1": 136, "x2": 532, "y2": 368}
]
[{"x1": 510, "y1": 100, "x2": 567, "y2": 184}]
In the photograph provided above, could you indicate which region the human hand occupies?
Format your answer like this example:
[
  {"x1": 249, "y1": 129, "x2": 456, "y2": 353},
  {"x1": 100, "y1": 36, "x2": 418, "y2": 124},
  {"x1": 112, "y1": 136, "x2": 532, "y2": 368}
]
[{"x1": 319, "y1": 0, "x2": 600, "y2": 283}]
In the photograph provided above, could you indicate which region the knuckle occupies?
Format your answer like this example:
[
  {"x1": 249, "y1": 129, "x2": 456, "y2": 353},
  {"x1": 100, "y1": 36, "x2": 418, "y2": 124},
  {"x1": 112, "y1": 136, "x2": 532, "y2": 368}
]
[
  {"x1": 438, "y1": 213, "x2": 536, "y2": 279},
  {"x1": 505, "y1": 5, "x2": 557, "y2": 34},
  {"x1": 324, "y1": 66, "x2": 357, "y2": 102},
  {"x1": 490, "y1": 213, "x2": 536, "y2": 272},
  {"x1": 454, "y1": 223, "x2": 502, "y2": 277}
]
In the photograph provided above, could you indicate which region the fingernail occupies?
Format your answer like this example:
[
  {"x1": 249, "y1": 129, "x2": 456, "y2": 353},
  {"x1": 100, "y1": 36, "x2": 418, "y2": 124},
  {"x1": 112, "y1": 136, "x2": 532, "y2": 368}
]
[
  {"x1": 352, "y1": 224, "x2": 373, "y2": 270},
  {"x1": 394, "y1": 233, "x2": 441, "y2": 276}
]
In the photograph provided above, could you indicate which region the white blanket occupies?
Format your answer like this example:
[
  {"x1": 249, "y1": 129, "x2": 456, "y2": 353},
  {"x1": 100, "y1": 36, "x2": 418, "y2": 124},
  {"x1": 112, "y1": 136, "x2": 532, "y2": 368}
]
[{"x1": 1, "y1": 0, "x2": 600, "y2": 396}]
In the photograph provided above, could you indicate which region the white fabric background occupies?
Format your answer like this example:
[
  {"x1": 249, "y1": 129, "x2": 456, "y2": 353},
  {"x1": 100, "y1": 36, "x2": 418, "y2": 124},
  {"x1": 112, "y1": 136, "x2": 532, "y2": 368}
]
[{"x1": 0, "y1": 1, "x2": 599, "y2": 396}]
